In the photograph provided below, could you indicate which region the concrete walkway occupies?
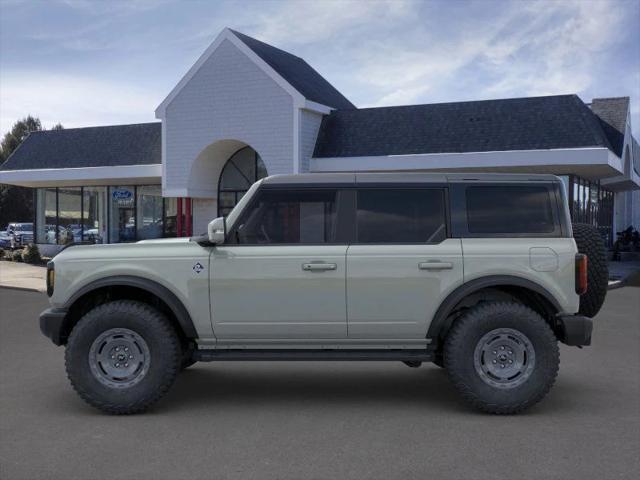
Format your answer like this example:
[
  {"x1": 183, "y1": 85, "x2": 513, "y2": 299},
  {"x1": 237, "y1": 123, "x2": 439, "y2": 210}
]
[{"x1": 0, "y1": 261, "x2": 46, "y2": 292}]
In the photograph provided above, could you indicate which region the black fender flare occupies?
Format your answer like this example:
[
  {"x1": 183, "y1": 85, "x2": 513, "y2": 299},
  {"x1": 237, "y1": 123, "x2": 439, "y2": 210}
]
[
  {"x1": 426, "y1": 275, "x2": 562, "y2": 342},
  {"x1": 65, "y1": 275, "x2": 198, "y2": 338}
]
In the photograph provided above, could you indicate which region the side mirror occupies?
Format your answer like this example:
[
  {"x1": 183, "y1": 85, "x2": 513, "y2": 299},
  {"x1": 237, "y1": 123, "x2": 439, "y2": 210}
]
[{"x1": 207, "y1": 217, "x2": 226, "y2": 244}]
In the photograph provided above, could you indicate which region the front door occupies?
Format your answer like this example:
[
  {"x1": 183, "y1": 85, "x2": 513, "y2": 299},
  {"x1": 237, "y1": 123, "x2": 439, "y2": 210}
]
[
  {"x1": 346, "y1": 188, "x2": 463, "y2": 339},
  {"x1": 210, "y1": 188, "x2": 347, "y2": 339}
]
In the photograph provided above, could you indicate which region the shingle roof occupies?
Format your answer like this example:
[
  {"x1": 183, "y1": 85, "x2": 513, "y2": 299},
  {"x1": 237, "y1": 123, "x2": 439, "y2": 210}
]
[
  {"x1": 230, "y1": 29, "x2": 355, "y2": 110},
  {"x1": 0, "y1": 122, "x2": 161, "y2": 171},
  {"x1": 590, "y1": 97, "x2": 629, "y2": 157},
  {"x1": 313, "y1": 95, "x2": 615, "y2": 158}
]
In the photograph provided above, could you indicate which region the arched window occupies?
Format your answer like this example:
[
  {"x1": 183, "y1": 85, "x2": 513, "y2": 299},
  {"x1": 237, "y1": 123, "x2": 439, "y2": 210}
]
[{"x1": 218, "y1": 146, "x2": 267, "y2": 216}]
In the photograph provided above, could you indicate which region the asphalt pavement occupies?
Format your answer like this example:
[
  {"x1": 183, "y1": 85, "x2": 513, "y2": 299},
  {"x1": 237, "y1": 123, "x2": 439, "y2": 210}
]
[{"x1": 1, "y1": 287, "x2": 638, "y2": 480}]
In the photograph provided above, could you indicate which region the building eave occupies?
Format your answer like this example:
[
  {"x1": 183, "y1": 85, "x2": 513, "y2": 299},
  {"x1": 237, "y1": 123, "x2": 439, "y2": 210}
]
[
  {"x1": 310, "y1": 147, "x2": 629, "y2": 183},
  {"x1": 0, "y1": 164, "x2": 162, "y2": 188}
]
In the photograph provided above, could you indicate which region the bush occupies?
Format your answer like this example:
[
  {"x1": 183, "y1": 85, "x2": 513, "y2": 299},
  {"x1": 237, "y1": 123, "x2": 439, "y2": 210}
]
[
  {"x1": 11, "y1": 250, "x2": 23, "y2": 262},
  {"x1": 21, "y1": 243, "x2": 42, "y2": 264}
]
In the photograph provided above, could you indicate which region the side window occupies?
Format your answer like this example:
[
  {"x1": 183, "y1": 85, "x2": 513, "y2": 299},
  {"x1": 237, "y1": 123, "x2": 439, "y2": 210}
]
[
  {"x1": 466, "y1": 186, "x2": 555, "y2": 234},
  {"x1": 233, "y1": 189, "x2": 338, "y2": 244},
  {"x1": 356, "y1": 189, "x2": 447, "y2": 243}
]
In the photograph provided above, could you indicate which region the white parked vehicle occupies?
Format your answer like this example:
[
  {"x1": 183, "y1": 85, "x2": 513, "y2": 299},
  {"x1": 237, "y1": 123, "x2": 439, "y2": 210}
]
[
  {"x1": 39, "y1": 174, "x2": 607, "y2": 414},
  {"x1": 6, "y1": 222, "x2": 34, "y2": 249}
]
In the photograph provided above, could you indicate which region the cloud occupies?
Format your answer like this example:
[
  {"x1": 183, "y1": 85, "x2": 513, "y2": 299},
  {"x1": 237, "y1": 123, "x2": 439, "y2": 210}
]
[
  {"x1": 249, "y1": 0, "x2": 411, "y2": 45},
  {"x1": 346, "y1": 0, "x2": 627, "y2": 107},
  {"x1": 0, "y1": 72, "x2": 159, "y2": 132}
]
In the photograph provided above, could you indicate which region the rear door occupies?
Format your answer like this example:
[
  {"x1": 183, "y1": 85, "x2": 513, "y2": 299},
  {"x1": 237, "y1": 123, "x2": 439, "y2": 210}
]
[
  {"x1": 346, "y1": 187, "x2": 463, "y2": 339},
  {"x1": 210, "y1": 187, "x2": 349, "y2": 339}
]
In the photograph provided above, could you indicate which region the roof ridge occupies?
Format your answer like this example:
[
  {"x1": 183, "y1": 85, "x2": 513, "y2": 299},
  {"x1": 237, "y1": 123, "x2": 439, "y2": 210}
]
[
  {"x1": 228, "y1": 29, "x2": 304, "y2": 61},
  {"x1": 29, "y1": 122, "x2": 160, "y2": 134},
  {"x1": 350, "y1": 94, "x2": 578, "y2": 112}
]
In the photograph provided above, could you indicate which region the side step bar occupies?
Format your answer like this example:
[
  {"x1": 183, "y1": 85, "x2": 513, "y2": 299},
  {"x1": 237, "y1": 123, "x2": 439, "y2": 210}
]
[{"x1": 193, "y1": 349, "x2": 433, "y2": 362}]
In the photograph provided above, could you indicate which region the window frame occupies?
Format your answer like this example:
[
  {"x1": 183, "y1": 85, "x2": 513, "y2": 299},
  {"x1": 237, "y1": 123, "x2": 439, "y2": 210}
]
[
  {"x1": 449, "y1": 182, "x2": 567, "y2": 238},
  {"x1": 226, "y1": 186, "x2": 346, "y2": 246},
  {"x1": 352, "y1": 186, "x2": 450, "y2": 245}
]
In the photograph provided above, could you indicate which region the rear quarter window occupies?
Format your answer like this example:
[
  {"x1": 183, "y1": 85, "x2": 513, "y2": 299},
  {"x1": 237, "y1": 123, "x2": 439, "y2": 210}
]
[{"x1": 466, "y1": 186, "x2": 556, "y2": 234}]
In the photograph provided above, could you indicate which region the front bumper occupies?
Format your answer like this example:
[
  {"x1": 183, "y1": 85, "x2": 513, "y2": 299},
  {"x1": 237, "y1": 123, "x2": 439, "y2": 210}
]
[
  {"x1": 39, "y1": 307, "x2": 68, "y2": 346},
  {"x1": 557, "y1": 314, "x2": 593, "y2": 346}
]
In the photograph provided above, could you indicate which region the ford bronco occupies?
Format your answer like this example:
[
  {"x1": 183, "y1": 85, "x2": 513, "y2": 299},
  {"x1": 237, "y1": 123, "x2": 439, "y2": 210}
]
[{"x1": 39, "y1": 173, "x2": 608, "y2": 414}]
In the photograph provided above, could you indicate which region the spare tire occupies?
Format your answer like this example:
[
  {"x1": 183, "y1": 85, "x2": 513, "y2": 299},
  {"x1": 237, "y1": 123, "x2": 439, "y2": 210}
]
[{"x1": 572, "y1": 223, "x2": 608, "y2": 318}]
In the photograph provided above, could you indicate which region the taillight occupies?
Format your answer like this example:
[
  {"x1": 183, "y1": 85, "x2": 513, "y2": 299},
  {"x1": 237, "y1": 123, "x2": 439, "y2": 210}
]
[{"x1": 575, "y1": 254, "x2": 587, "y2": 295}]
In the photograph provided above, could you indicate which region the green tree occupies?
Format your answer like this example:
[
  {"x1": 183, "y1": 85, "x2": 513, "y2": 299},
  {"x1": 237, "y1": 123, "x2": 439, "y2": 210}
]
[{"x1": 0, "y1": 116, "x2": 63, "y2": 228}]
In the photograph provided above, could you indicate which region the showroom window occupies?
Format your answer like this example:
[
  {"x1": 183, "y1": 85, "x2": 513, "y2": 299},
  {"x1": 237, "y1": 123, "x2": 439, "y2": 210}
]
[
  {"x1": 35, "y1": 186, "x2": 177, "y2": 245},
  {"x1": 57, "y1": 188, "x2": 83, "y2": 245},
  {"x1": 136, "y1": 186, "x2": 163, "y2": 240},
  {"x1": 35, "y1": 188, "x2": 58, "y2": 244},
  {"x1": 82, "y1": 187, "x2": 107, "y2": 243}
]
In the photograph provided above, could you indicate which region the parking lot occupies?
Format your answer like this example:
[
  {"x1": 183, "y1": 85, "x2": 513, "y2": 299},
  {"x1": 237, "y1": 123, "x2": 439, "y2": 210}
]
[{"x1": 1, "y1": 286, "x2": 638, "y2": 480}]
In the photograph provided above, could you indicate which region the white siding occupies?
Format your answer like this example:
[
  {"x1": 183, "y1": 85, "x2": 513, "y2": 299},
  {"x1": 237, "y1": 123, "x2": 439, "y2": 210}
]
[
  {"x1": 163, "y1": 39, "x2": 294, "y2": 195},
  {"x1": 192, "y1": 198, "x2": 217, "y2": 234},
  {"x1": 298, "y1": 110, "x2": 324, "y2": 173}
]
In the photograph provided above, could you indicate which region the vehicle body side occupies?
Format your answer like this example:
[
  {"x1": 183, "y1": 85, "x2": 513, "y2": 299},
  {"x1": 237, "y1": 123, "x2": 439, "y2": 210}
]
[{"x1": 45, "y1": 173, "x2": 580, "y2": 349}]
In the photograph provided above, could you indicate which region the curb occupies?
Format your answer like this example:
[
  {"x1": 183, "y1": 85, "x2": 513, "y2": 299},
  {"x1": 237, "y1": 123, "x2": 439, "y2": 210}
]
[
  {"x1": 607, "y1": 280, "x2": 625, "y2": 290},
  {"x1": 0, "y1": 285, "x2": 45, "y2": 293}
]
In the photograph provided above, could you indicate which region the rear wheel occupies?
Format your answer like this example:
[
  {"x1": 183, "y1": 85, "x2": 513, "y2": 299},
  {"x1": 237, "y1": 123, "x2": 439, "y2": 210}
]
[
  {"x1": 444, "y1": 302, "x2": 559, "y2": 414},
  {"x1": 572, "y1": 223, "x2": 608, "y2": 318},
  {"x1": 65, "y1": 300, "x2": 181, "y2": 414}
]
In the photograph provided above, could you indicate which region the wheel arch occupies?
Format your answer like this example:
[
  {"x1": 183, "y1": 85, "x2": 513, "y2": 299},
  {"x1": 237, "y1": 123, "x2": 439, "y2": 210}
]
[
  {"x1": 427, "y1": 275, "x2": 562, "y2": 343},
  {"x1": 60, "y1": 276, "x2": 197, "y2": 345}
]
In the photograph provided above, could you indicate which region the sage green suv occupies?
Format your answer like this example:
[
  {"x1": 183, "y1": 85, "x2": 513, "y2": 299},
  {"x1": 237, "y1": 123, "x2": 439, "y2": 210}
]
[{"x1": 39, "y1": 173, "x2": 607, "y2": 414}]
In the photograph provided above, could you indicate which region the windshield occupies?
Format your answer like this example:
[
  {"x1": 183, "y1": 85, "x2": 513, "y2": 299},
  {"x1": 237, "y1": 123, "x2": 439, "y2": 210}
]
[{"x1": 14, "y1": 224, "x2": 33, "y2": 231}]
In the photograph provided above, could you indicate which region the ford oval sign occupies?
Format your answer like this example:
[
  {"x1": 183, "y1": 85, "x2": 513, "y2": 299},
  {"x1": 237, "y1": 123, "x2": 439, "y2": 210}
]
[{"x1": 112, "y1": 189, "x2": 133, "y2": 200}]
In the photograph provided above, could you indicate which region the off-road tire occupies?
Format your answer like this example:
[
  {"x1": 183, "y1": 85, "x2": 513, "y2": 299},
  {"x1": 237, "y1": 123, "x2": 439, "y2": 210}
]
[
  {"x1": 444, "y1": 302, "x2": 559, "y2": 414},
  {"x1": 572, "y1": 223, "x2": 608, "y2": 318},
  {"x1": 65, "y1": 300, "x2": 181, "y2": 414}
]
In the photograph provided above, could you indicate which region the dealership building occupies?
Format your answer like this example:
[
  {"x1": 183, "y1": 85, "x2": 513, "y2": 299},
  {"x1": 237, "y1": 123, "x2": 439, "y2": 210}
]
[{"x1": 1, "y1": 28, "x2": 638, "y2": 256}]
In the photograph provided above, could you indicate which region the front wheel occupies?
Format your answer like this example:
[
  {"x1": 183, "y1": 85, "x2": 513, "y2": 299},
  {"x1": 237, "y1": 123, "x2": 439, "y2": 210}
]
[
  {"x1": 65, "y1": 300, "x2": 182, "y2": 414},
  {"x1": 444, "y1": 302, "x2": 559, "y2": 414}
]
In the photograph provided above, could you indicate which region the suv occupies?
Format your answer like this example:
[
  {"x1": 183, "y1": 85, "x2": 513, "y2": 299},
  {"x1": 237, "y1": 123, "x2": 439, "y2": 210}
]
[
  {"x1": 6, "y1": 222, "x2": 34, "y2": 249},
  {"x1": 39, "y1": 173, "x2": 608, "y2": 414}
]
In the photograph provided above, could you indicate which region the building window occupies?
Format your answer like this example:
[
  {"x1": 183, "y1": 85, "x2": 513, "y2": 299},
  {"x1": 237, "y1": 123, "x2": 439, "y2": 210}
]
[
  {"x1": 136, "y1": 186, "x2": 163, "y2": 240},
  {"x1": 57, "y1": 188, "x2": 82, "y2": 245},
  {"x1": 218, "y1": 146, "x2": 268, "y2": 217},
  {"x1": 36, "y1": 188, "x2": 58, "y2": 244},
  {"x1": 109, "y1": 186, "x2": 136, "y2": 243},
  {"x1": 83, "y1": 187, "x2": 107, "y2": 243},
  {"x1": 35, "y1": 185, "x2": 178, "y2": 245}
]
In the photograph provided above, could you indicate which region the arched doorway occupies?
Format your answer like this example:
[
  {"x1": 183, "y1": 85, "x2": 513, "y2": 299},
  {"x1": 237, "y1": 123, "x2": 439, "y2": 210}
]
[{"x1": 217, "y1": 146, "x2": 268, "y2": 216}]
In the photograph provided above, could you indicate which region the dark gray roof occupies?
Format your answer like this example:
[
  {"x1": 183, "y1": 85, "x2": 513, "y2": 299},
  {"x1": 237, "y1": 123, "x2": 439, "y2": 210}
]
[
  {"x1": 590, "y1": 97, "x2": 629, "y2": 157},
  {"x1": 230, "y1": 29, "x2": 355, "y2": 110},
  {"x1": 313, "y1": 94, "x2": 615, "y2": 158},
  {"x1": 0, "y1": 122, "x2": 161, "y2": 171}
]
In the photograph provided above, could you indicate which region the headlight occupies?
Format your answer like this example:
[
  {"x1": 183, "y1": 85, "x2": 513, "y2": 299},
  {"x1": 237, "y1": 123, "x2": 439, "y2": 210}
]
[{"x1": 46, "y1": 262, "x2": 55, "y2": 297}]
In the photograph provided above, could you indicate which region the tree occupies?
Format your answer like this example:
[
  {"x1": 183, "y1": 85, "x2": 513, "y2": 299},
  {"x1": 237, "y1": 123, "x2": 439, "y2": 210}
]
[{"x1": 0, "y1": 116, "x2": 63, "y2": 228}]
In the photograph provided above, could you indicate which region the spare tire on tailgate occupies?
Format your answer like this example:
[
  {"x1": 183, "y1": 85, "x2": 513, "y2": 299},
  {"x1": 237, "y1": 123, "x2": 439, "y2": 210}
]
[{"x1": 572, "y1": 223, "x2": 608, "y2": 318}]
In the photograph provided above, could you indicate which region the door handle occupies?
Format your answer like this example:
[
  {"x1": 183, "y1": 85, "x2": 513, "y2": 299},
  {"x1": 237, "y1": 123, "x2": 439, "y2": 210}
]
[
  {"x1": 419, "y1": 261, "x2": 453, "y2": 270},
  {"x1": 302, "y1": 263, "x2": 337, "y2": 272}
]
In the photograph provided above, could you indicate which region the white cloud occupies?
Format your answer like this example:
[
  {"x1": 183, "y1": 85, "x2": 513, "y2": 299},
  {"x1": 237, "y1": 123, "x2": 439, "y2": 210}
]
[
  {"x1": 251, "y1": 0, "x2": 411, "y2": 45},
  {"x1": 0, "y1": 72, "x2": 159, "y2": 132}
]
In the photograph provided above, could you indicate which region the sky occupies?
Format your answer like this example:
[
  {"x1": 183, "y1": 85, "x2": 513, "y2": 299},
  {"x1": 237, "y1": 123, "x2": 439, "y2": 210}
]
[{"x1": 1, "y1": 0, "x2": 639, "y2": 137}]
